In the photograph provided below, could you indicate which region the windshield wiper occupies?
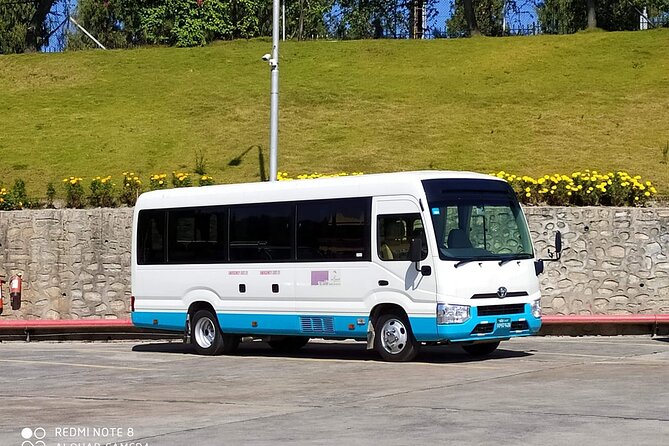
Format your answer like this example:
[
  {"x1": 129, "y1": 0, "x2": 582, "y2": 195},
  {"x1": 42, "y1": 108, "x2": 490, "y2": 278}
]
[
  {"x1": 454, "y1": 258, "x2": 493, "y2": 268},
  {"x1": 498, "y1": 254, "x2": 533, "y2": 266},
  {"x1": 454, "y1": 255, "x2": 533, "y2": 268}
]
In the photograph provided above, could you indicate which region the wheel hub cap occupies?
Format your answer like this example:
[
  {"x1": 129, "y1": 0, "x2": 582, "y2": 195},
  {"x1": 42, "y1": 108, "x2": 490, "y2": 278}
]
[
  {"x1": 194, "y1": 317, "x2": 216, "y2": 349},
  {"x1": 381, "y1": 318, "x2": 408, "y2": 354}
]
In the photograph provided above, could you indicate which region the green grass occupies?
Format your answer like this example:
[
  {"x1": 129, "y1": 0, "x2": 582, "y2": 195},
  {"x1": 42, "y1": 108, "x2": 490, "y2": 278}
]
[{"x1": 1, "y1": 30, "x2": 669, "y2": 197}]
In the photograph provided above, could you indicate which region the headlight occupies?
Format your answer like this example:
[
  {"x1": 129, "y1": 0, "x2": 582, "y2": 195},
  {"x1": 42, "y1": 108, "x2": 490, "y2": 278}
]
[
  {"x1": 437, "y1": 303, "x2": 470, "y2": 324},
  {"x1": 531, "y1": 299, "x2": 542, "y2": 318}
]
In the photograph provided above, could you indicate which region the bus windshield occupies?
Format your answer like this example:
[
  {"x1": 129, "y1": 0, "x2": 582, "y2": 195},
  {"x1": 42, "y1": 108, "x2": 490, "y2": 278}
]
[{"x1": 422, "y1": 179, "x2": 533, "y2": 262}]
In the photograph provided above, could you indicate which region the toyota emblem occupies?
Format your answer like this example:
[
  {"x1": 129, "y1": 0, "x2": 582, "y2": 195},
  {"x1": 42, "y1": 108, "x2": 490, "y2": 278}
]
[{"x1": 497, "y1": 287, "x2": 508, "y2": 298}]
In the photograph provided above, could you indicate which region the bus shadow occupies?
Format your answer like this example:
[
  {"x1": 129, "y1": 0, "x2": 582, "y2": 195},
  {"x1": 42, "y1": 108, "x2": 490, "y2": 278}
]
[{"x1": 132, "y1": 341, "x2": 532, "y2": 363}]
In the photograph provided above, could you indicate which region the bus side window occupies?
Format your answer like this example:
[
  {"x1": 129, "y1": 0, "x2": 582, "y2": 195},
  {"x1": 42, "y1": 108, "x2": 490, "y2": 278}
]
[
  {"x1": 137, "y1": 210, "x2": 166, "y2": 265},
  {"x1": 297, "y1": 198, "x2": 370, "y2": 261},
  {"x1": 377, "y1": 213, "x2": 426, "y2": 261},
  {"x1": 168, "y1": 208, "x2": 227, "y2": 263},
  {"x1": 229, "y1": 203, "x2": 293, "y2": 262}
]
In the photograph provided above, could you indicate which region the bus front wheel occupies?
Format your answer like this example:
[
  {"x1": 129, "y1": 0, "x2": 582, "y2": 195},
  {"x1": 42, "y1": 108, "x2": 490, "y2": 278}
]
[
  {"x1": 374, "y1": 313, "x2": 419, "y2": 362},
  {"x1": 191, "y1": 310, "x2": 239, "y2": 356}
]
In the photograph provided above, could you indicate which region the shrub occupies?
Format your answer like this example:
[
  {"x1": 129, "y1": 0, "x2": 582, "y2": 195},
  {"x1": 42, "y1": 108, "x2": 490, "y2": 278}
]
[
  {"x1": 149, "y1": 173, "x2": 168, "y2": 190},
  {"x1": 198, "y1": 175, "x2": 215, "y2": 186},
  {"x1": 63, "y1": 177, "x2": 85, "y2": 208},
  {"x1": 89, "y1": 176, "x2": 115, "y2": 207},
  {"x1": 120, "y1": 172, "x2": 142, "y2": 206},
  {"x1": 172, "y1": 171, "x2": 192, "y2": 188},
  {"x1": 0, "y1": 179, "x2": 39, "y2": 210},
  {"x1": 495, "y1": 170, "x2": 657, "y2": 207},
  {"x1": 0, "y1": 186, "x2": 8, "y2": 210},
  {"x1": 276, "y1": 171, "x2": 364, "y2": 181},
  {"x1": 194, "y1": 149, "x2": 207, "y2": 176},
  {"x1": 46, "y1": 182, "x2": 56, "y2": 208}
]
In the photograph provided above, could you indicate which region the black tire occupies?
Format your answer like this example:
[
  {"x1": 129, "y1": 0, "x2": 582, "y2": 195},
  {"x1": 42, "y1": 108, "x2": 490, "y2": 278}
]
[
  {"x1": 191, "y1": 310, "x2": 239, "y2": 356},
  {"x1": 374, "y1": 312, "x2": 419, "y2": 362},
  {"x1": 462, "y1": 341, "x2": 500, "y2": 357},
  {"x1": 268, "y1": 336, "x2": 310, "y2": 353}
]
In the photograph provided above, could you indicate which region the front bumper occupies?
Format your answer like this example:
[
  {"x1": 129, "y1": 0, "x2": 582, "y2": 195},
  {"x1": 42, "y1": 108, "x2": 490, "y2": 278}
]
[{"x1": 436, "y1": 303, "x2": 541, "y2": 343}]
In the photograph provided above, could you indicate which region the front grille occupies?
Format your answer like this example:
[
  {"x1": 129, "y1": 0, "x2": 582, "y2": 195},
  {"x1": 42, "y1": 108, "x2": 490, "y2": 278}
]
[
  {"x1": 511, "y1": 321, "x2": 529, "y2": 331},
  {"x1": 471, "y1": 323, "x2": 495, "y2": 335},
  {"x1": 471, "y1": 291, "x2": 529, "y2": 299},
  {"x1": 477, "y1": 304, "x2": 525, "y2": 316}
]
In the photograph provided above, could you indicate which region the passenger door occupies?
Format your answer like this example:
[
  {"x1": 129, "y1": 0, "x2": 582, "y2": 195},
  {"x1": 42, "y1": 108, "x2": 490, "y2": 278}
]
[{"x1": 373, "y1": 197, "x2": 437, "y2": 310}]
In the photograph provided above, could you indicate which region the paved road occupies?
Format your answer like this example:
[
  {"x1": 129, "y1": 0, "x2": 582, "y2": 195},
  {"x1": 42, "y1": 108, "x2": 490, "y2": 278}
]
[{"x1": 1, "y1": 336, "x2": 668, "y2": 446}]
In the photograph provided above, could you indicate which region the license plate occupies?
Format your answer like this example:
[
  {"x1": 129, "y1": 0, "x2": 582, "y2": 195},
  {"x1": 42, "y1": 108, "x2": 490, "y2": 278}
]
[{"x1": 497, "y1": 318, "x2": 511, "y2": 330}]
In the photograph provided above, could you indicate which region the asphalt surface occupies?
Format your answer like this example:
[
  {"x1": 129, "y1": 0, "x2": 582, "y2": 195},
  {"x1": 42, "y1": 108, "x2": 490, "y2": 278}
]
[{"x1": 1, "y1": 336, "x2": 668, "y2": 446}]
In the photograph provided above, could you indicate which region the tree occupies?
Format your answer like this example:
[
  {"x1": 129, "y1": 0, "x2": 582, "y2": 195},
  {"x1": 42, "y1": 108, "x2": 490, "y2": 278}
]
[
  {"x1": 0, "y1": 0, "x2": 57, "y2": 53},
  {"x1": 66, "y1": 0, "x2": 237, "y2": 48},
  {"x1": 26, "y1": 0, "x2": 56, "y2": 51},
  {"x1": 537, "y1": 0, "x2": 669, "y2": 33},
  {"x1": 0, "y1": 2, "x2": 33, "y2": 53},
  {"x1": 66, "y1": 0, "x2": 138, "y2": 49},
  {"x1": 586, "y1": 0, "x2": 596, "y2": 29},
  {"x1": 447, "y1": 0, "x2": 505, "y2": 37},
  {"x1": 463, "y1": 0, "x2": 481, "y2": 35}
]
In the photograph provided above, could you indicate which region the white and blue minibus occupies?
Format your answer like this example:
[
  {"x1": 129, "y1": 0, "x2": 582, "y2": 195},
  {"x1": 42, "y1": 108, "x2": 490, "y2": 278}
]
[{"x1": 132, "y1": 171, "x2": 559, "y2": 361}]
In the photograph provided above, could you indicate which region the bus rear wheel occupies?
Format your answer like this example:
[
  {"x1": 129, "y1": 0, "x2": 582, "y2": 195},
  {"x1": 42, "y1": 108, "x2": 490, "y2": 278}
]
[
  {"x1": 268, "y1": 336, "x2": 310, "y2": 353},
  {"x1": 462, "y1": 341, "x2": 500, "y2": 357},
  {"x1": 374, "y1": 313, "x2": 419, "y2": 362},
  {"x1": 191, "y1": 310, "x2": 239, "y2": 355}
]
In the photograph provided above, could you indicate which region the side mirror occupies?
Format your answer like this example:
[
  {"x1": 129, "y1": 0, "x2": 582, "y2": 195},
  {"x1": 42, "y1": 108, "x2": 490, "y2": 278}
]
[
  {"x1": 409, "y1": 237, "x2": 423, "y2": 263},
  {"x1": 534, "y1": 260, "x2": 544, "y2": 276},
  {"x1": 409, "y1": 237, "x2": 431, "y2": 275},
  {"x1": 543, "y1": 230, "x2": 563, "y2": 262},
  {"x1": 555, "y1": 231, "x2": 562, "y2": 256}
]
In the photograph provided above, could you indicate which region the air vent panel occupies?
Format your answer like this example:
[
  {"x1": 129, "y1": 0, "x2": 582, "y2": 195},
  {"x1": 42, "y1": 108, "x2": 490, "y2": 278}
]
[{"x1": 300, "y1": 316, "x2": 335, "y2": 335}]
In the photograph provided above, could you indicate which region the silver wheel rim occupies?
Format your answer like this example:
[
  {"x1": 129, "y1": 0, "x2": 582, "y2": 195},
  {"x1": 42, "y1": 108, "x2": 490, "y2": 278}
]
[
  {"x1": 194, "y1": 316, "x2": 216, "y2": 349},
  {"x1": 380, "y1": 318, "x2": 408, "y2": 355}
]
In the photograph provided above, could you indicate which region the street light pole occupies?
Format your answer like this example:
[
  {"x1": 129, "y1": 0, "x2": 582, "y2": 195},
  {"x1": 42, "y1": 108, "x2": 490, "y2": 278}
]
[{"x1": 268, "y1": 0, "x2": 280, "y2": 181}]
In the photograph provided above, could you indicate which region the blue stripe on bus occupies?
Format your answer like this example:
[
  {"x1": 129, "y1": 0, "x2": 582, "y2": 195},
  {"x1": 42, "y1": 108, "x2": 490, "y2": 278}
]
[
  {"x1": 132, "y1": 311, "x2": 188, "y2": 332},
  {"x1": 132, "y1": 310, "x2": 540, "y2": 342}
]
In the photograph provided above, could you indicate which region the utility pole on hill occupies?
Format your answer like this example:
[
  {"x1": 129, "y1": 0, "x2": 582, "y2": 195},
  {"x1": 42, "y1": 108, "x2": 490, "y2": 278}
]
[{"x1": 263, "y1": 0, "x2": 280, "y2": 181}]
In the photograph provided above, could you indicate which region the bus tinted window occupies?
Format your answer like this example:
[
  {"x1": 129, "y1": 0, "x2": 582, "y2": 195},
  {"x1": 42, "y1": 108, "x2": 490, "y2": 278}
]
[
  {"x1": 377, "y1": 213, "x2": 426, "y2": 261},
  {"x1": 168, "y1": 208, "x2": 227, "y2": 263},
  {"x1": 297, "y1": 198, "x2": 370, "y2": 261},
  {"x1": 230, "y1": 204, "x2": 293, "y2": 261},
  {"x1": 137, "y1": 210, "x2": 166, "y2": 265}
]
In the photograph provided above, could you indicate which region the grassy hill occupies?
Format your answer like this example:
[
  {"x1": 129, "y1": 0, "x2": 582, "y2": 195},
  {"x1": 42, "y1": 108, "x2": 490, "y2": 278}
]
[{"x1": 1, "y1": 30, "x2": 668, "y2": 196}]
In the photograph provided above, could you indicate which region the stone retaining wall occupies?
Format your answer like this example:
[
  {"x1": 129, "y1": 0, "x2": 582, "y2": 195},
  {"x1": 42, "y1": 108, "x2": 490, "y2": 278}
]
[
  {"x1": 0, "y1": 209, "x2": 133, "y2": 320},
  {"x1": 0, "y1": 207, "x2": 667, "y2": 320}
]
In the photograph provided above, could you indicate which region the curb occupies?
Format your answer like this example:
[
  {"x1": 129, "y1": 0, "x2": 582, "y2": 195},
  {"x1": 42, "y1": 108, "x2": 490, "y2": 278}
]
[{"x1": 1, "y1": 315, "x2": 668, "y2": 340}]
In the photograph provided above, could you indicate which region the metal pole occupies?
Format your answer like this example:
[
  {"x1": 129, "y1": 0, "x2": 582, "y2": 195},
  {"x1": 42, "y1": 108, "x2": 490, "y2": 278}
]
[
  {"x1": 269, "y1": 0, "x2": 280, "y2": 181},
  {"x1": 282, "y1": 2, "x2": 286, "y2": 41},
  {"x1": 69, "y1": 16, "x2": 106, "y2": 50}
]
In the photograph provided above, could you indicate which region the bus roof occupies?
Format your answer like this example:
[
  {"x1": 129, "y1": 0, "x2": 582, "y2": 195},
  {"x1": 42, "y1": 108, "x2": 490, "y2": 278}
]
[{"x1": 135, "y1": 170, "x2": 504, "y2": 210}]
